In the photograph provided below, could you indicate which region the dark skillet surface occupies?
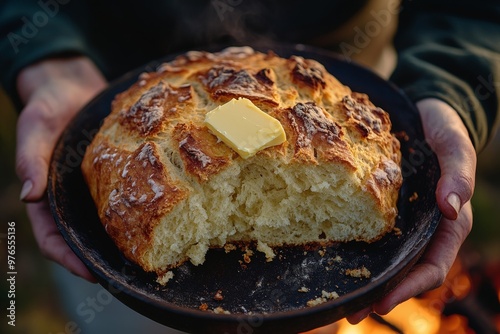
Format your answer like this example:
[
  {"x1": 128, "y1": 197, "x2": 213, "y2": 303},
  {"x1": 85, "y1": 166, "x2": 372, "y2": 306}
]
[{"x1": 48, "y1": 44, "x2": 441, "y2": 334}]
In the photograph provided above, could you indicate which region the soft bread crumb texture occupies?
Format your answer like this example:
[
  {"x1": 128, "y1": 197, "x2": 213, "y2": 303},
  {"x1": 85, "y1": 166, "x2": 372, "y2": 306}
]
[
  {"x1": 156, "y1": 271, "x2": 174, "y2": 285},
  {"x1": 81, "y1": 47, "x2": 402, "y2": 274},
  {"x1": 345, "y1": 266, "x2": 372, "y2": 278},
  {"x1": 306, "y1": 290, "x2": 340, "y2": 307}
]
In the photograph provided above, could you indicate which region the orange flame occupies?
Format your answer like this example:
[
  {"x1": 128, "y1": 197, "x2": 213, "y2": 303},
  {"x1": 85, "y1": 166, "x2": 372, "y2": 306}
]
[{"x1": 302, "y1": 259, "x2": 474, "y2": 334}]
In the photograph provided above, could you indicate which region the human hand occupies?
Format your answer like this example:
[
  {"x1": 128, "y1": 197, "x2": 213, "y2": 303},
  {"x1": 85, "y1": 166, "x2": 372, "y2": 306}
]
[
  {"x1": 16, "y1": 56, "x2": 107, "y2": 282},
  {"x1": 347, "y1": 98, "x2": 476, "y2": 323}
]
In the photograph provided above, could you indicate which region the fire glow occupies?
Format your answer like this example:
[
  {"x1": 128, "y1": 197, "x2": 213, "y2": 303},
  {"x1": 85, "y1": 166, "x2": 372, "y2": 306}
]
[{"x1": 302, "y1": 257, "x2": 500, "y2": 334}]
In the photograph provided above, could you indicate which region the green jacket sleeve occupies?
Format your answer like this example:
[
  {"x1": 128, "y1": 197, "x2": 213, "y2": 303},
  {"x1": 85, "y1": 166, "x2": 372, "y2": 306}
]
[
  {"x1": 0, "y1": 0, "x2": 100, "y2": 110},
  {"x1": 391, "y1": 0, "x2": 500, "y2": 152}
]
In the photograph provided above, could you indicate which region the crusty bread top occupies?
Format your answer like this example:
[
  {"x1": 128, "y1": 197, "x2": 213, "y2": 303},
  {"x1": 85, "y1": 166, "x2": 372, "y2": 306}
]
[{"x1": 81, "y1": 47, "x2": 402, "y2": 270}]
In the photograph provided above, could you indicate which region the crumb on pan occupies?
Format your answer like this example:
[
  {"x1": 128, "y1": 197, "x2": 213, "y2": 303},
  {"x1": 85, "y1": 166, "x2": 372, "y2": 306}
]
[
  {"x1": 327, "y1": 255, "x2": 342, "y2": 266},
  {"x1": 257, "y1": 240, "x2": 275, "y2": 262},
  {"x1": 345, "y1": 266, "x2": 371, "y2": 278},
  {"x1": 213, "y1": 306, "x2": 231, "y2": 314},
  {"x1": 395, "y1": 130, "x2": 410, "y2": 141},
  {"x1": 224, "y1": 243, "x2": 237, "y2": 253},
  {"x1": 298, "y1": 287, "x2": 310, "y2": 293},
  {"x1": 393, "y1": 227, "x2": 402, "y2": 236},
  {"x1": 156, "y1": 271, "x2": 174, "y2": 285},
  {"x1": 214, "y1": 290, "x2": 224, "y2": 301},
  {"x1": 409, "y1": 191, "x2": 419, "y2": 202},
  {"x1": 306, "y1": 290, "x2": 339, "y2": 307},
  {"x1": 238, "y1": 260, "x2": 248, "y2": 270},
  {"x1": 318, "y1": 248, "x2": 326, "y2": 257},
  {"x1": 199, "y1": 303, "x2": 209, "y2": 311},
  {"x1": 243, "y1": 247, "x2": 254, "y2": 264}
]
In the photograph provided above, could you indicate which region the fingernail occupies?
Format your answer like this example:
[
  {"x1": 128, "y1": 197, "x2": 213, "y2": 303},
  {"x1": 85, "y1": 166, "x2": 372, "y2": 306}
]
[
  {"x1": 446, "y1": 192, "x2": 461, "y2": 217},
  {"x1": 20, "y1": 180, "x2": 33, "y2": 201}
]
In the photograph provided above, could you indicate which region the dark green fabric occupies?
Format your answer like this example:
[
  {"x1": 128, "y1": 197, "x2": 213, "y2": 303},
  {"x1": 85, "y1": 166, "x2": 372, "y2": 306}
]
[
  {"x1": 1, "y1": 0, "x2": 499, "y2": 151},
  {"x1": 0, "y1": 0, "x2": 366, "y2": 108},
  {"x1": 391, "y1": 0, "x2": 500, "y2": 151},
  {"x1": 0, "y1": 1, "x2": 95, "y2": 109}
]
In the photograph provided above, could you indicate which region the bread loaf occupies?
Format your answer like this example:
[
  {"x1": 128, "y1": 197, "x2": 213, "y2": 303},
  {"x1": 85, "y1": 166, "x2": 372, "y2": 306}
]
[{"x1": 81, "y1": 47, "x2": 402, "y2": 275}]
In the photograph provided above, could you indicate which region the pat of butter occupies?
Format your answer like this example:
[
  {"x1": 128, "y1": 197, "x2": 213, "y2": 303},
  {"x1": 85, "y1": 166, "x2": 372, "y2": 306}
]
[{"x1": 205, "y1": 98, "x2": 286, "y2": 159}]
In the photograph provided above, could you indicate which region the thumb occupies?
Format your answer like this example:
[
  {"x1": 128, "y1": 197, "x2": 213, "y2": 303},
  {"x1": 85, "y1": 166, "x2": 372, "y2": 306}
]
[
  {"x1": 416, "y1": 99, "x2": 476, "y2": 220},
  {"x1": 16, "y1": 98, "x2": 67, "y2": 202},
  {"x1": 15, "y1": 56, "x2": 107, "y2": 202}
]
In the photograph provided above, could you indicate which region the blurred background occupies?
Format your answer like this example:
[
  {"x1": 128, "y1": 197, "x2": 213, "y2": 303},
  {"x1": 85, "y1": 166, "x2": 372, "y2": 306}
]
[{"x1": 1, "y1": 81, "x2": 500, "y2": 333}]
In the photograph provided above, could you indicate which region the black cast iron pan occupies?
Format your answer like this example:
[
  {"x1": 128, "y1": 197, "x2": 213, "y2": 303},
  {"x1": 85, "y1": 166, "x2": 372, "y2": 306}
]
[{"x1": 48, "y1": 44, "x2": 441, "y2": 334}]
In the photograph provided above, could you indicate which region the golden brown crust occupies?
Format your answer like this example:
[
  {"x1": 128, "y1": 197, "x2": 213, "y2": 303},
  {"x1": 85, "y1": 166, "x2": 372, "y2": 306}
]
[
  {"x1": 118, "y1": 81, "x2": 193, "y2": 137},
  {"x1": 275, "y1": 102, "x2": 356, "y2": 167},
  {"x1": 81, "y1": 139, "x2": 189, "y2": 266},
  {"x1": 198, "y1": 66, "x2": 279, "y2": 106},
  {"x1": 173, "y1": 123, "x2": 234, "y2": 182},
  {"x1": 81, "y1": 47, "x2": 402, "y2": 272},
  {"x1": 290, "y1": 56, "x2": 327, "y2": 90}
]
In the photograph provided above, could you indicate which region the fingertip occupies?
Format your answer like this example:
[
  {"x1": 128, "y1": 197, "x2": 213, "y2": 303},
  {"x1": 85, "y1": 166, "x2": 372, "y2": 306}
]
[
  {"x1": 346, "y1": 307, "x2": 372, "y2": 324},
  {"x1": 436, "y1": 174, "x2": 469, "y2": 220},
  {"x1": 16, "y1": 145, "x2": 52, "y2": 201},
  {"x1": 436, "y1": 191, "x2": 461, "y2": 220},
  {"x1": 373, "y1": 296, "x2": 397, "y2": 316},
  {"x1": 63, "y1": 251, "x2": 97, "y2": 283}
]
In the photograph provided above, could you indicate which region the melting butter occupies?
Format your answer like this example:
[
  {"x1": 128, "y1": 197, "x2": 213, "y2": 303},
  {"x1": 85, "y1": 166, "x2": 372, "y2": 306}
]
[{"x1": 205, "y1": 98, "x2": 286, "y2": 159}]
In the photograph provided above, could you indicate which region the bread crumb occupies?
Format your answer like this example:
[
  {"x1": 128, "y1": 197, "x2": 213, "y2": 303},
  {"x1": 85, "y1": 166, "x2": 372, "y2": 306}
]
[
  {"x1": 257, "y1": 240, "x2": 275, "y2": 262},
  {"x1": 224, "y1": 243, "x2": 237, "y2": 253},
  {"x1": 318, "y1": 248, "x2": 326, "y2": 257},
  {"x1": 306, "y1": 290, "x2": 339, "y2": 306},
  {"x1": 156, "y1": 271, "x2": 174, "y2": 285},
  {"x1": 409, "y1": 191, "x2": 419, "y2": 202},
  {"x1": 395, "y1": 130, "x2": 409, "y2": 141},
  {"x1": 322, "y1": 290, "x2": 339, "y2": 299},
  {"x1": 199, "y1": 303, "x2": 209, "y2": 311},
  {"x1": 213, "y1": 307, "x2": 231, "y2": 314},
  {"x1": 214, "y1": 290, "x2": 224, "y2": 301},
  {"x1": 243, "y1": 248, "x2": 254, "y2": 264},
  {"x1": 393, "y1": 227, "x2": 402, "y2": 236},
  {"x1": 298, "y1": 287, "x2": 310, "y2": 293},
  {"x1": 345, "y1": 266, "x2": 371, "y2": 278},
  {"x1": 328, "y1": 255, "x2": 342, "y2": 266}
]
